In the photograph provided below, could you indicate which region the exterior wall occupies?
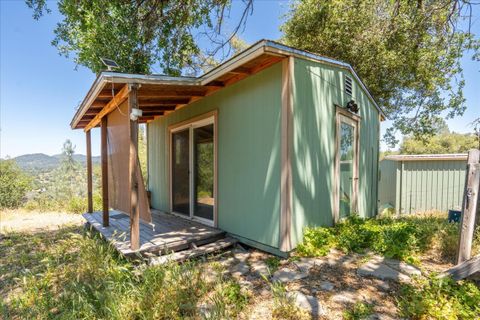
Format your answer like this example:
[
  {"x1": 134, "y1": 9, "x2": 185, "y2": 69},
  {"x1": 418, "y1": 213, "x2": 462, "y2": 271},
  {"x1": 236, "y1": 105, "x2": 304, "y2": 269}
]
[
  {"x1": 148, "y1": 63, "x2": 282, "y2": 250},
  {"x1": 379, "y1": 159, "x2": 466, "y2": 214},
  {"x1": 377, "y1": 159, "x2": 399, "y2": 211},
  {"x1": 290, "y1": 58, "x2": 380, "y2": 247}
]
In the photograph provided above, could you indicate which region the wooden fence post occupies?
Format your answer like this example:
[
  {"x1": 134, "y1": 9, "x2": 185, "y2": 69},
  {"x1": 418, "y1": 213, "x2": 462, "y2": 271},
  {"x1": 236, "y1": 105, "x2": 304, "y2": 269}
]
[
  {"x1": 456, "y1": 149, "x2": 480, "y2": 264},
  {"x1": 86, "y1": 130, "x2": 93, "y2": 213}
]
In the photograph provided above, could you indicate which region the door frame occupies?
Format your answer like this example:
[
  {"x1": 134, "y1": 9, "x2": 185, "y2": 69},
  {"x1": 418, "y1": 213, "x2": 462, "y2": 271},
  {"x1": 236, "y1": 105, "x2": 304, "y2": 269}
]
[
  {"x1": 334, "y1": 107, "x2": 360, "y2": 222},
  {"x1": 168, "y1": 110, "x2": 218, "y2": 227}
]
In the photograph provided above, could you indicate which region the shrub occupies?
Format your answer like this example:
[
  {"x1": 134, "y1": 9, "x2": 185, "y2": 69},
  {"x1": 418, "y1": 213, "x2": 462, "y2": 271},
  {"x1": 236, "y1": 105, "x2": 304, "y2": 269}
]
[
  {"x1": 0, "y1": 160, "x2": 31, "y2": 209},
  {"x1": 398, "y1": 275, "x2": 480, "y2": 319},
  {"x1": 296, "y1": 213, "x2": 479, "y2": 264}
]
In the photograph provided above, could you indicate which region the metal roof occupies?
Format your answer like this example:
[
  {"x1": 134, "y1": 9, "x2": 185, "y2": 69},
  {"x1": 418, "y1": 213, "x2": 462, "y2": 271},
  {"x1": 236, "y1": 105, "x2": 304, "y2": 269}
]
[{"x1": 384, "y1": 154, "x2": 468, "y2": 161}]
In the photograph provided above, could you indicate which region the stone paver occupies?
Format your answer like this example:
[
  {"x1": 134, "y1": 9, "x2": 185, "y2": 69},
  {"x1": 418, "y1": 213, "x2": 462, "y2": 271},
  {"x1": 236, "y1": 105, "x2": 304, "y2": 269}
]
[
  {"x1": 272, "y1": 267, "x2": 308, "y2": 282},
  {"x1": 383, "y1": 259, "x2": 421, "y2": 277},
  {"x1": 250, "y1": 260, "x2": 270, "y2": 277},
  {"x1": 357, "y1": 260, "x2": 410, "y2": 282},
  {"x1": 230, "y1": 261, "x2": 250, "y2": 278},
  {"x1": 319, "y1": 280, "x2": 335, "y2": 291},
  {"x1": 293, "y1": 257, "x2": 323, "y2": 272},
  {"x1": 330, "y1": 291, "x2": 357, "y2": 305},
  {"x1": 287, "y1": 291, "x2": 327, "y2": 318}
]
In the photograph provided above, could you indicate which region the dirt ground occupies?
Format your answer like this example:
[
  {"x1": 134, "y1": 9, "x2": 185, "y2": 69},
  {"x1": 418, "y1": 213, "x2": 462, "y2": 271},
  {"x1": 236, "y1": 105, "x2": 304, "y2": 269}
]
[{"x1": 0, "y1": 209, "x2": 84, "y2": 234}]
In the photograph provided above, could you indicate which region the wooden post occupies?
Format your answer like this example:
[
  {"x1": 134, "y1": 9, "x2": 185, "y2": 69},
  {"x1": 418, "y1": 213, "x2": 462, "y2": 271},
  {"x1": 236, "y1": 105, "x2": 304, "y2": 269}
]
[
  {"x1": 101, "y1": 116, "x2": 109, "y2": 227},
  {"x1": 456, "y1": 149, "x2": 480, "y2": 264},
  {"x1": 129, "y1": 85, "x2": 140, "y2": 250},
  {"x1": 86, "y1": 130, "x2": 93, "y2": 213}
]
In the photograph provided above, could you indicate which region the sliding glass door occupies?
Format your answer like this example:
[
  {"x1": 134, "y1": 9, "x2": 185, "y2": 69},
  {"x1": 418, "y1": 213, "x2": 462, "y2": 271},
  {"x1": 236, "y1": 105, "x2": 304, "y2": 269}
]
[
  {"x1": 193, "y1": 124, "x2": 214, "y2": 222},
  {"x1": 172, "y1": 129, "x2": 190, "y2": 216},
  {"x1": 170, "y1": 116, "x2": 215, "y2": 225}
]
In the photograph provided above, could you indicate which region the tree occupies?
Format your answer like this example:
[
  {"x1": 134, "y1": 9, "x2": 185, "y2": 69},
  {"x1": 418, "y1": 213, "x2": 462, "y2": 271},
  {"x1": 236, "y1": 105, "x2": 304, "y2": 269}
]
[
  {"x1": 400, "y1": 131, "x2": 478, "y2": 154},
  {"x1": 281, "y1": 0, "x2": 479, "y2": 146},
  {"x1": 0, "y1": 160, "x2": 31, "y2": 209},
  {"x1": 26, "y1": 0, "x2": 253, "y2": 76}
]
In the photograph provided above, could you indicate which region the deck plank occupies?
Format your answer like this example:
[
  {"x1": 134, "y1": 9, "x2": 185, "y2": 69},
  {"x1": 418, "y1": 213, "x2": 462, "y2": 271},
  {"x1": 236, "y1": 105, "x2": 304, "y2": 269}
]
[{"x1": 83, "y1": 210, "x2": 224, "y2": 257}]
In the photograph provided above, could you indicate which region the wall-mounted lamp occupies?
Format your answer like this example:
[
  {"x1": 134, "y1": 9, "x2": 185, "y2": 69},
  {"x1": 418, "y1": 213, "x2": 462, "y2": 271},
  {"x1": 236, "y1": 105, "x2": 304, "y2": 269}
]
[
  {"x1": 130, "y1": 108, "x2": 143, "y2": 121},
  {"x1": 346, "y1": 100, "x2": 359, "y2": 113}
]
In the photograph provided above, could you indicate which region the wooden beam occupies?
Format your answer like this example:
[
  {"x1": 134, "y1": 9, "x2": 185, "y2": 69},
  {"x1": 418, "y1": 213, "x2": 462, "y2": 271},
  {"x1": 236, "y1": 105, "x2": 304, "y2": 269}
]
[
  {"x1": 101, "y1": 117, "x2": 109, "y2": 227},
  {"x1": 84, "y1": 85, "x2": 130, "y2": 132},
  {"x1": 227, "y1": 66, "x2": 251, "y2": 75},
  {"x1": 443, "y1": 255, "x2": 480, "y2": 280},
  {"x1": 457, "y1": 149, "x2": 480, "y2": 264},
  {"x1": 280, "y1": 57, "x2": 293, "y2": 252},
  {"x1": 129, "y1": 85, "x2": 140, "y2": 250},
  {"x1": 86, "y1": 130, "x2": 93, "y2": 213},
  {"x1": 138, "y1": 99, "x2": 189, "y2": 106},
  {"x1": 138, "y1": 88, "x2": 207, "y2": 98}
]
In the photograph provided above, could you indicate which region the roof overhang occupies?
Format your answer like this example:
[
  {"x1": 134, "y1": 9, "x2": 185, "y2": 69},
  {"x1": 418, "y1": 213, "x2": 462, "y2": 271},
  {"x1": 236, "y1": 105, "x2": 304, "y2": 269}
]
[
  {"x1": 71, "y1": 40, "x2": 387, "y2": 130},
  {"x1": 384, "y1": 154, "x2": 468, "y2": 161}
]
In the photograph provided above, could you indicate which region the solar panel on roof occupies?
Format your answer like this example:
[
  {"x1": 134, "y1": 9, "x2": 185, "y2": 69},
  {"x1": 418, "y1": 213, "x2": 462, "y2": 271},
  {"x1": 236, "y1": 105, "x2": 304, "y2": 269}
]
[{"x1": 100, "y1": 58, "x2": 120, "y2": 70}]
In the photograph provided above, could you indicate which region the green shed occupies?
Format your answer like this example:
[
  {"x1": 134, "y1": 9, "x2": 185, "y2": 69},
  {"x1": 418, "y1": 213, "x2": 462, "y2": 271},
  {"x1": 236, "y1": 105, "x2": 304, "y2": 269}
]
[
  {"x1": 378, "y1": 154, "x2": 467, "y2": 214},
  {"x1": 72, "y1": 40, "x2": 385, "y2": 256},
  {"x1": 146, "y1": 41, "x2": 384, "y2": 254}
]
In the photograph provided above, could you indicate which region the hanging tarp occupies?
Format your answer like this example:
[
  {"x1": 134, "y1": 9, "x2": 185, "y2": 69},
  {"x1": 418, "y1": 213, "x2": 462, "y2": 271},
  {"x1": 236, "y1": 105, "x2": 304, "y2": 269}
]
[{"x1": 107, "y1": 100, "x2": 151, "y2": 223}]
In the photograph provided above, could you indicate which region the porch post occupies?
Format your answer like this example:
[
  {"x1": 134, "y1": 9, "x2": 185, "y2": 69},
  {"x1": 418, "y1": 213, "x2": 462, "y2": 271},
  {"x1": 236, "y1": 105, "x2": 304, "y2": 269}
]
[
  {"x1": 129, "y1": 84, "x2": 140, "y2": 250},
  {"x1": 101, "y1": 116, "x2": 109, "y2": 227},
  {"x1": 86, "y1": 130, "x2": 93, "y2": 213}
]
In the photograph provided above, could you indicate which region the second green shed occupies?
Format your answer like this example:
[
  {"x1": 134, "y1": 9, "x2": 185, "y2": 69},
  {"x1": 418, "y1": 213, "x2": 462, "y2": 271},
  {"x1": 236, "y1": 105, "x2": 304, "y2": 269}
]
[{"x1": 378, "y1": 154, "x2": 467, "y2": 214}]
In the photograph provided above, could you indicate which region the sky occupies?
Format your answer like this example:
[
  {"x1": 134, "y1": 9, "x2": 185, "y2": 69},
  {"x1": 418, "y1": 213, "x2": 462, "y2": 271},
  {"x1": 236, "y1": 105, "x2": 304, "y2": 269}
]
[{"x1": 1, "y1": 0, "x2": 479, "y2": 158}]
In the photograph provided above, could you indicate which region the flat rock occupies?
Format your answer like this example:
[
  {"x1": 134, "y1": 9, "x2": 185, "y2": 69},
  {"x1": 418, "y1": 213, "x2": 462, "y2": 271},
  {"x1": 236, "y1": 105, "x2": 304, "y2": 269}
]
[
  {"x1": 357, "y1": 260, "x2": 410, "y2": 282},
  {"x1": 330, "y1": 291, "x2": 357, "y2": 305},
  {"x1": 272, "y1": 267, "x2": 308, "y2": 283},
  {"x1": 287, "y1": 291, "x2": 327, "y2": 318},
  {"x1": 294, "y1": 257, "x2": 323, "y2": 272},
  {"x1": 319, "y1": 280, "x2": 335, "y2": 291},
  {"x1": 251, "y1": 260, "x2": 270, "y2": 277},
  {"x1": 230, "y1": 261, "x2": 250, "y2": 278},
  {"x1": 383, "y1": 259, "x2": 421, "y2": 277}
]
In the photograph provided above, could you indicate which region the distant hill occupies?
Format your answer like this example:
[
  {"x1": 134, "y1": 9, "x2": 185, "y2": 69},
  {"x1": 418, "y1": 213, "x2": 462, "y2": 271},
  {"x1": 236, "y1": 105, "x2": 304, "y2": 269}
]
[{"x1": 12, "y1": 153, "x2": 100, "y2": 172}]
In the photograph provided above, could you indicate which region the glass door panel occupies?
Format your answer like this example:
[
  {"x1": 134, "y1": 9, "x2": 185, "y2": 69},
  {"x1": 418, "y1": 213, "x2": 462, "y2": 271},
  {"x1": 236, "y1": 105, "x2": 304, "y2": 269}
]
[
  {"x1": 172, "y1": 129, "x2": 190, "y2": 215},
  {"x1": 193, "y1": 124, "x2": 214, "y2": 221},
  {"x1": 339, "y1": 121, "x2": 356, "y2": 219}
]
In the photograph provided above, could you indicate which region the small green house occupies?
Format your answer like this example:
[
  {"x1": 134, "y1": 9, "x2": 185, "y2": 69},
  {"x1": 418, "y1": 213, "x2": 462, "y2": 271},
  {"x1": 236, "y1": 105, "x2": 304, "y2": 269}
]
[{"x1": 72, "y1": 40, "x2": 385, "y2": 256}]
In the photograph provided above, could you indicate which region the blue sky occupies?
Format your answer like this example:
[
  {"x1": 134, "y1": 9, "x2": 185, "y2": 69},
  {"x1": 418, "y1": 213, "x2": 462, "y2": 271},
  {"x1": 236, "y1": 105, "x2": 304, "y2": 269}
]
[{"x1": 1, "y1": 1, "x2": 479, "y2": 158}]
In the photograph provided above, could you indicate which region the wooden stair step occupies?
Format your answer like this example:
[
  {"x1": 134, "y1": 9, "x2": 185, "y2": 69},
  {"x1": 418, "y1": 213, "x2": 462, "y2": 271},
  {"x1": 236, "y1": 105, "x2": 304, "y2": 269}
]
[{"x1": 150, "y1": 237, "x2": 237, "y2": 265}]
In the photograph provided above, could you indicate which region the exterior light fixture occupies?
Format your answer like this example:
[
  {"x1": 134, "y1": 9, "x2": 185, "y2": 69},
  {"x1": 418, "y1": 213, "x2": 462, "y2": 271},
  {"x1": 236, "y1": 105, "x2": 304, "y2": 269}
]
[
  {"x1": 130, "y1": 108, "x2": 142, "y2": 121},
  {"x1": 346, "y1": 100, "x2": 359, "y2": 113}
]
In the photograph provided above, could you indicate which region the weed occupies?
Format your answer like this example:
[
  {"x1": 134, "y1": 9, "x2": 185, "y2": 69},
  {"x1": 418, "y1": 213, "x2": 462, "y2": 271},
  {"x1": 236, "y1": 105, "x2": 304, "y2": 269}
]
[
  {"x1": 343, "y1": 302, "x2": 374, "y2": 320},
  {"x1": 269, "y1": 281, "x2": 308, "y2": 320},
  {"x1": 398, "y1": 275, "x2": 480, "y2": 319},
  {"x1": 265, "y1": 256, "x2": 281, "y2": 273}
]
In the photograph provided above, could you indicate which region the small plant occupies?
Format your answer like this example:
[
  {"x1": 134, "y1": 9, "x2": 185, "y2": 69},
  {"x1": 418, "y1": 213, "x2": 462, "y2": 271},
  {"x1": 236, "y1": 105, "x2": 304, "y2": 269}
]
[
  {"x1": 265, "y1": 256, "x2": 281, "y2": 273},
  {"x1": 398, "y1": 275, "x2": 480, "y2": 319},
  {"x1": 296, "y1": 226, "x2": 335, "y2": 256},
  {"x1": 343, "y1": 301, "x2": 374, "y2": 320},
  {"x1": 269, "y1": 281, "x2": 308, "y2": 320}
]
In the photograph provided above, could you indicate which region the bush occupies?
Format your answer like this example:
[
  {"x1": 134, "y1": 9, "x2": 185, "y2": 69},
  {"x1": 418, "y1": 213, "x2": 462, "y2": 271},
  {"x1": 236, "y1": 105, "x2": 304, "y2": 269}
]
[
  {"x1": 398, "y1": 275, "x2": 480, "y2": 319},
  {"x1": 0, "y1": 160, "x2": 31, "y2": 209},
  {"x1": 296, "y1": 214, "x2": 479, "y2": 264}
]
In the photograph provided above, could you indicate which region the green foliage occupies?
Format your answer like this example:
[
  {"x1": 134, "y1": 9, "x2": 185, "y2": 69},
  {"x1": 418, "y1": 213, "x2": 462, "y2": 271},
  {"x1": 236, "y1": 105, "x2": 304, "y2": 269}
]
[
  {"x1": 0, "y1": 160, "x2": 31, "y2": 209},
  {"x1": 26, "y1": 0, "x2": 253, "y2": 76},
  {"x1": 398, "y1": 275, "x2": 480, "y2": 319},
  {"x1": 343, "y1": 302, "x2": 374, "y2": 320},
  {"x1": 281, "y1": 0, "x2": 479, "y2": 146},
  {"x1": 1, "y1": 226, "x2": 248, "y2": 319},
  {"x1": 296, "y1": 227, "x2": 335, "y2": 257},
  {"x1": 265, "y1": 256, "x2": 281, "y2": 273},
  {"x1": 400, "y1": 131, "x2": 478, "y2": 154},
  {"x1": 297, "y1": 214, "x2": 477, "y2": 264},
  {"x1": 269, "y1": 281, "x2": 308, "y2": 320}
]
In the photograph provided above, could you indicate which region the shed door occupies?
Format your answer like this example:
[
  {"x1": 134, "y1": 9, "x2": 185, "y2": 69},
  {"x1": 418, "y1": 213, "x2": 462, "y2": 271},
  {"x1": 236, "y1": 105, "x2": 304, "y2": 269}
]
[{"x1": 336, "y1": 113, "x2": 359, "y2": 220}]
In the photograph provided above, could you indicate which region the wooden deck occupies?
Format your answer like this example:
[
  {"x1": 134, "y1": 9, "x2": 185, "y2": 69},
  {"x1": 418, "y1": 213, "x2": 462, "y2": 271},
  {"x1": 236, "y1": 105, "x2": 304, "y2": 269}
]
[{"x1": 83, "y1": 210, "x2": 225, "y2": 256}]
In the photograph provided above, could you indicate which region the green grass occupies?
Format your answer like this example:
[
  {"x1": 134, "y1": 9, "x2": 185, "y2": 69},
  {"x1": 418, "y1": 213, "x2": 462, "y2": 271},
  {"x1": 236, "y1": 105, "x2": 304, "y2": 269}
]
[
  {"x1": 296, "y1": 213, "x2": 479, "y2": 264},
  {"x1": 1, "y1": 226, "x2": 248, "y2": 319},
  {"x1": 398, "y1": 275, "x2": 480, "y2": 319}
]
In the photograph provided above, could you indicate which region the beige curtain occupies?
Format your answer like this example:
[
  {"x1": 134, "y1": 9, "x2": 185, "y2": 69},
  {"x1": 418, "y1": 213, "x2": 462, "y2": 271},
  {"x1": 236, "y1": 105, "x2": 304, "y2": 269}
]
[{"x1": 107, "y1": 100, "x2": 151, "y2": 223}]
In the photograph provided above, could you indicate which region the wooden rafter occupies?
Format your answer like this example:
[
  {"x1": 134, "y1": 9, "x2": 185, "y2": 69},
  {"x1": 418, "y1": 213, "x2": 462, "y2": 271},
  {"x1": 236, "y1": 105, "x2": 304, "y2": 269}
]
[{"x1": 83, "y1": 84, "x2": 130, "y2": 132}]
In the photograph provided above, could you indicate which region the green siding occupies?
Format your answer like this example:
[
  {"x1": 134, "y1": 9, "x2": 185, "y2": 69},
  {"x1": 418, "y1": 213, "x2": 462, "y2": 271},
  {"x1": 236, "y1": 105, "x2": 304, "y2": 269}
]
[
  {"x1": 378, "y1": 159, "x2": 466, "y2": 214},
  {"x1": 290, "y1": 58, "x2": 380, "y2": 247},
  {"x1": 148, "y1": 63, "x2": 282, "y2": 249}
]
